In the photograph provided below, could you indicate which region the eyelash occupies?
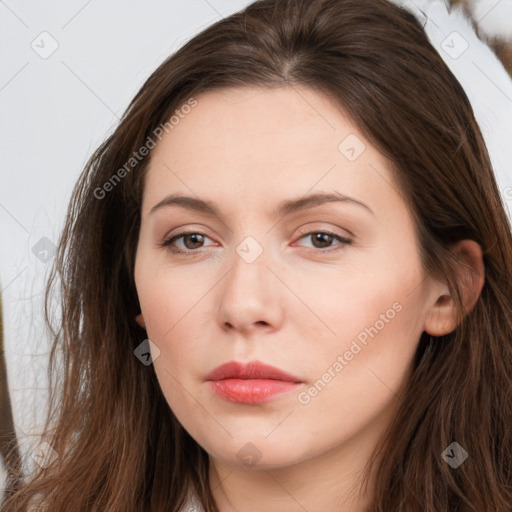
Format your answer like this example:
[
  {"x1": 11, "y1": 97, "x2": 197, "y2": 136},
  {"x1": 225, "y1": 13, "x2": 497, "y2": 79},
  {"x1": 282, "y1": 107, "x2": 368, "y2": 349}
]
[{"x1": 158, "y1": 230, "x2": 352, "y2": 255}]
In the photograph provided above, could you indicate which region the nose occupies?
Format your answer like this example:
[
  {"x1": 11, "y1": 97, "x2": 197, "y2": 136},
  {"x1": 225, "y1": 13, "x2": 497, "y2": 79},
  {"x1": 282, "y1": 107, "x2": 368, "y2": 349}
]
[{"x1": 216, "y1": 238, "x2": 284, "y2": 335}]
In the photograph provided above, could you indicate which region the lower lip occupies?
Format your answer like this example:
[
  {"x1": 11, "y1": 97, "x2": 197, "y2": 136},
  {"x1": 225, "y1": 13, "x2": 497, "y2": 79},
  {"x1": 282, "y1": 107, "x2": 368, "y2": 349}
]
[{"x1": 208, "y1": 379, "x2": 302, "y2": 405}]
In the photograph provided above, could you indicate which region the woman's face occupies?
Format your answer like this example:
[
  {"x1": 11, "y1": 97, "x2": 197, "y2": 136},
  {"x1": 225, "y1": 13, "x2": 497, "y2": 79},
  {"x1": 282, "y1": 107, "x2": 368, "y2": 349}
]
[{"x1": 134, "y1": 85, "x2": 443, "y2": 474}]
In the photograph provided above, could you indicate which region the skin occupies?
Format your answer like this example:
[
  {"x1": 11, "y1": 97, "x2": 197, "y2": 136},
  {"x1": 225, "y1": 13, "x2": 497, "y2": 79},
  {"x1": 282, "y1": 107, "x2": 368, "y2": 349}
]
[{"x1": 134, "y1": 85, "x2": 484, "y2": 511}]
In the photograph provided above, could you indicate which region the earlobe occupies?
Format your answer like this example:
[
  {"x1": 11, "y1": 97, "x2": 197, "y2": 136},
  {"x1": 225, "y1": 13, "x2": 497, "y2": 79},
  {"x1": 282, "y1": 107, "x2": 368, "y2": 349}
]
[
  {"x1": 424, "y1": 239, "x2": 485, "y2": 337},
  {"x1": 135, "y1": 313, "x2": 146, "y2": 329}
]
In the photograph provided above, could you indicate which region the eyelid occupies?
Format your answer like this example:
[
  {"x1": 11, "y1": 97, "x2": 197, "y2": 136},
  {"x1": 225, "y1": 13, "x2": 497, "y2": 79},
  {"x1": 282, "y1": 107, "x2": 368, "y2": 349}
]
[
  {"x1": 293, "y1": 223, "x2": 353, "y2": 241},
  {"x1": 159, "y1": 223, "x2": 216, "y2": 243}
]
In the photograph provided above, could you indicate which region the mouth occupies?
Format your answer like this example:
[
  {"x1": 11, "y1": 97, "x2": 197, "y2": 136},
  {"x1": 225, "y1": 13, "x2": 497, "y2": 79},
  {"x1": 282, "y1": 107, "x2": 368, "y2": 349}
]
[{"x1": 205, "y1": 360, "x2": 304, "y2": 405}]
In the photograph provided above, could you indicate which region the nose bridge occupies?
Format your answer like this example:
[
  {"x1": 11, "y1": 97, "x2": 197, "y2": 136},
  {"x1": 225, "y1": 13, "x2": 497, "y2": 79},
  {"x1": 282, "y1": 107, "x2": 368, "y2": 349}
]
[
  {"x1": 217, "y1": 233, "x2": 282, "y2": 331},
  {"x1": 226, "y1": 234, "x2": 269, "y2": 299}
]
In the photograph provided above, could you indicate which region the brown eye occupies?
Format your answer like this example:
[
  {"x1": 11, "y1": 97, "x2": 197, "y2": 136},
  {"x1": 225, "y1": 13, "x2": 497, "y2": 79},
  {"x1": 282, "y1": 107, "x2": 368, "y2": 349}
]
[
  {"x1": 296, "y1": 231, "x2": 352, "y2": 252},
  {"x1": 310, "y1": 232, "x2": 334, "y2": 249},
  {"x1": 181, "y1": 233, "x2": 205, "y2": 249},
  {"x1": 160, "y1": 231, "x2": 214, "y2": 254}
]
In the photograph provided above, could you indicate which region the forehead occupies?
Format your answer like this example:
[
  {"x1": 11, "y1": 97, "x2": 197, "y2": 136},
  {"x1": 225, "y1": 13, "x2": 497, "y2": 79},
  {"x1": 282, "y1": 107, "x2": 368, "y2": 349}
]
[
  {"x1": 152, "y1": 85, "x2": 361, "y2": 161},
  {"x1": 142, "y1": 86, "x2": 404, "y2": 222}
]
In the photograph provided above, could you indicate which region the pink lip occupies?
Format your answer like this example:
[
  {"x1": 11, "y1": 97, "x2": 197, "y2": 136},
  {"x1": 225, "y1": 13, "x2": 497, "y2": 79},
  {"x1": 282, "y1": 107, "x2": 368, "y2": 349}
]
[
  {"x1": 205, "y1": 360, "x2": 302, "y2": 382},
  {"x1": 205, "y1": 361, "x2": 303, "y2": 405}
]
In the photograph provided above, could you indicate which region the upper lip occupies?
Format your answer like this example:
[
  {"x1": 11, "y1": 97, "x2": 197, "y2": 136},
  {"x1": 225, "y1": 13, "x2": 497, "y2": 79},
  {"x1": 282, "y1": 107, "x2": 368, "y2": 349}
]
[{"x1": 205, "y1": 361, "x2": 303, "y2": 382}]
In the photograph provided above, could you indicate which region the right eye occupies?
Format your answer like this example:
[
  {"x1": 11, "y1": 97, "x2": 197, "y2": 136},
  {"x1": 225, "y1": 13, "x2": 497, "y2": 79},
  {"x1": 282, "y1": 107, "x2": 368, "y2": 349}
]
[{"x1": 159, "y1": 231, "x2": 216, "y2": 255}]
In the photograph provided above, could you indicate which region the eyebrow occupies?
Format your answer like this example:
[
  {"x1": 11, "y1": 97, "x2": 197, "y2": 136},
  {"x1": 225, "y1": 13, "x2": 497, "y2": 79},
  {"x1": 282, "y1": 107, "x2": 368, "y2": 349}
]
[{"x1": 149, "y1": 191, "x2": 374, "y2": 218}]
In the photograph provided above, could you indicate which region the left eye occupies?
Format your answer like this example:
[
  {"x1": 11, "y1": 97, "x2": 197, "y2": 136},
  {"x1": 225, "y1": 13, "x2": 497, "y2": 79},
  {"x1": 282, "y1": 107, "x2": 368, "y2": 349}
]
[{"x1": 295, "y1": 231, "x2": 352, "y2": 251}]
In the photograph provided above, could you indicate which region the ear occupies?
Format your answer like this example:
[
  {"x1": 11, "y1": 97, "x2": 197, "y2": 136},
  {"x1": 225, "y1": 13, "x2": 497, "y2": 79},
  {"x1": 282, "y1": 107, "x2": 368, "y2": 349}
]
[
  {"x1": 424, "y1": 239, "x2": 485, "y2": 336},
  {"x1": 135, "y1": 313, "x2": 146, "y2": 329}
]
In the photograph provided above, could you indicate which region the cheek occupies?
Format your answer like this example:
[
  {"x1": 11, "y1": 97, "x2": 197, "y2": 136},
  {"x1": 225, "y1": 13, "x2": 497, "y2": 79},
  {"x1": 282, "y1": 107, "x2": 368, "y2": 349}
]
[
  {"x1": 294, "y1": 249, "x2": 425, "y2": 405},
  {"x1": 135, "y1": 252, "x2": 211, "y2": 341},
  {"x1": 289, "y1": 250, "x2": 422, "y2": 351},
  {"x1": 135, "y1": 261, "x2": 217, "y2": 389},
  {"x1": 136, "y1": 269, "x2": 209, "y2": 427},
  {"x1": 290, "y1": 284, "x2": 424, "y2": 453}
]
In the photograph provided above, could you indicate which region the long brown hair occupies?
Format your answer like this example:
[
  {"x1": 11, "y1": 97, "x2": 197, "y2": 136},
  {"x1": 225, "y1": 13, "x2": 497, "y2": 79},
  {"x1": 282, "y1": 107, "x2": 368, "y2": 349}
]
[{"x1": 3, "y1": 0, "x2": 512, "y2": 510}]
